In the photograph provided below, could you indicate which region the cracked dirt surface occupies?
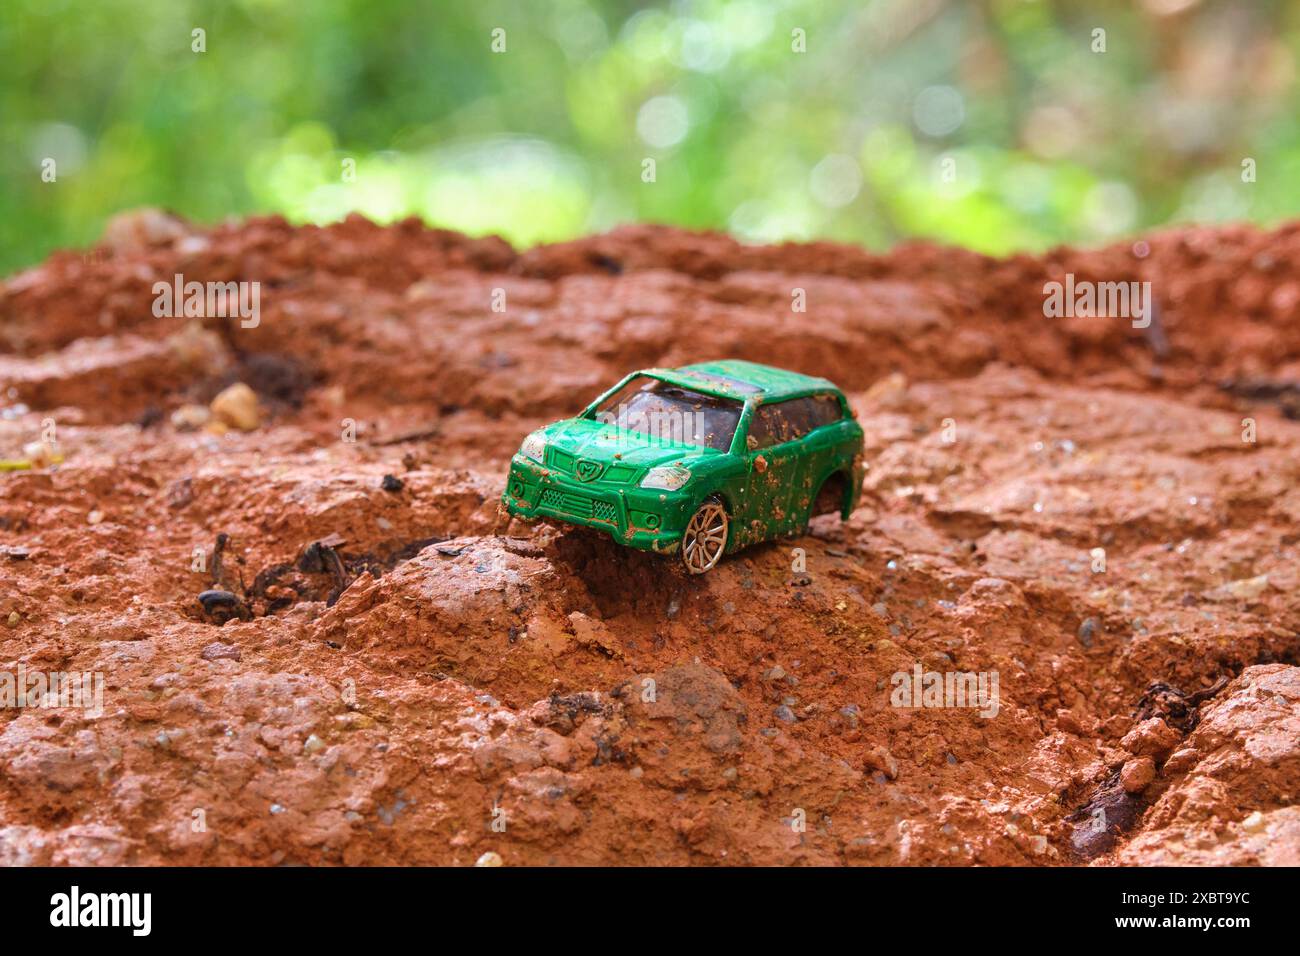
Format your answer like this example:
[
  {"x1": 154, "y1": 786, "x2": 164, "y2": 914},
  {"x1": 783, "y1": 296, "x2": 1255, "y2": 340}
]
[{"x1": 0, "y1": 212, "x2": 1298, "y2": 865}]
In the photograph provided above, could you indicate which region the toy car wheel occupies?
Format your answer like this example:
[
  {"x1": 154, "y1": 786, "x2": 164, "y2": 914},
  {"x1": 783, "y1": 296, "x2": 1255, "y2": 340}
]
[{"x1": 681, "y1": 499, "x2": 728, "y2": 574}]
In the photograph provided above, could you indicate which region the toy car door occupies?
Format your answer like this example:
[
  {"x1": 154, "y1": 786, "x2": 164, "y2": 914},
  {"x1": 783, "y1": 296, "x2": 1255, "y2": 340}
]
[{"x1": 740, "y1": 399, "x2": 807, "y2": 540}]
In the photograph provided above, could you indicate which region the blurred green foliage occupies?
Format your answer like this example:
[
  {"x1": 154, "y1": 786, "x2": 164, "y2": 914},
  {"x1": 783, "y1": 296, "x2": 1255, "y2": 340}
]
[{"x1": 4, "y1": 0, "x2": 1300, "y2": 275}]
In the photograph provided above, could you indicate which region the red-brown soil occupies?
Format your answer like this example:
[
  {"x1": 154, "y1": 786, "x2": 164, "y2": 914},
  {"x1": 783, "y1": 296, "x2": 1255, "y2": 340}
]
[{"x1": 0, "y1": 212, "x2": 1297, "y2": 865}]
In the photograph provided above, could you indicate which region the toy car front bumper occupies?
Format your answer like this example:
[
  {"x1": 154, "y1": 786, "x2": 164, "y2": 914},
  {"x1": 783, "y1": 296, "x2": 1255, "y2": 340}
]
[{"x1": 501, "y1": 454, "x2": 692, "y2": 553}]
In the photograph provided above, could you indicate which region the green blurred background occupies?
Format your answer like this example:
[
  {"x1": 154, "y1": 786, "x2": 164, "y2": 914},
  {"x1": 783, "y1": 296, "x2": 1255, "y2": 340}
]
[{"x1": 3, "y1": 0, "x2": 1299, "y2": 275}]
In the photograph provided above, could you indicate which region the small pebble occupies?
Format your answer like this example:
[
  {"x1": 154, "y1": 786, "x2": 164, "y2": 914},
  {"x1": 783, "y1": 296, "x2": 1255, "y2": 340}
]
[
  {"x1": 1121, "y1": 717, "x2": 1180, "y2": 758},
  {"x1": 200, "y1": 641, "x2": 242, "y2": 662},
  {"x1": 1204, "y1": 575, "x2": 1270, "y2": 602},
  {"x1": 210, "y1": 382, "x2": 261, "y2": 431},
  {"x1": 1077, "y1": 617, "x2": 1099, "y2": 647},
  {"x1": 171, "y1": 404, "x2": 211, "y2": 432},
  {"x1": 1120, "y1": 756, "x2": 1156, "y2": 793},
  {"x1": 867, "y1": 746, "x2": 899, "y2": 780},
  {"x1": 475, "y1": 851, "x2": 503, "y2": 867}
]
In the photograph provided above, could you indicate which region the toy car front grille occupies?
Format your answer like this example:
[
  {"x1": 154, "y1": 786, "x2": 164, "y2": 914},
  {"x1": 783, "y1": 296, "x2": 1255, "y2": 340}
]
[{"x1": 539, "y1": 489, "x2": 617, "y2": 523}]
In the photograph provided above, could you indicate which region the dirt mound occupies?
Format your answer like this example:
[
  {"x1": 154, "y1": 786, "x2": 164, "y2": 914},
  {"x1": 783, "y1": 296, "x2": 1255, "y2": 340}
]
[{"x1": 0, "y1": 212, "x2": 1297, "y2": 865}]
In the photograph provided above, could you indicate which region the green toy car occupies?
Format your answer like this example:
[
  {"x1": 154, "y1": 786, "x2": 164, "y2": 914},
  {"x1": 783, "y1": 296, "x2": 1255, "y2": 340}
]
[{"x1": 502, "y1": 360, "x2": 864, "y2": 573}]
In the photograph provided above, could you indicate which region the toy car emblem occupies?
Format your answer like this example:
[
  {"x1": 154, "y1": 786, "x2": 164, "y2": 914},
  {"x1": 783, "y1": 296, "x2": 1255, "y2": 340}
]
[{"x1": 575, "y1": 459, "x2": 603, "y2": 481}]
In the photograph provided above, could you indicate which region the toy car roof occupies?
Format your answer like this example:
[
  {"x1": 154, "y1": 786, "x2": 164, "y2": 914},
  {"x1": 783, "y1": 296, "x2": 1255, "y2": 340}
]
[{"x1": 643, "y1": 360, "x2": 840, "y2": 403}]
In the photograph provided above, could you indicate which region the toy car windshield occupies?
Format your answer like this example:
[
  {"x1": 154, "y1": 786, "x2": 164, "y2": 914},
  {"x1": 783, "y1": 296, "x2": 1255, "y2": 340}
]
[{"x1": 590, "y1": 375, "x2": 742, "y2": 452}]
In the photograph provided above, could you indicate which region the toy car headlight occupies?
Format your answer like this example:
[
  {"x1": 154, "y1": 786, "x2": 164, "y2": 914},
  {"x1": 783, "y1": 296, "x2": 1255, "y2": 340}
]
[
  {"x1": 641, "y1": 464, "x2": 691, "y2": 491},
  {"x1": 520, "y1": 431, "x2": 547, "y2": 464}
]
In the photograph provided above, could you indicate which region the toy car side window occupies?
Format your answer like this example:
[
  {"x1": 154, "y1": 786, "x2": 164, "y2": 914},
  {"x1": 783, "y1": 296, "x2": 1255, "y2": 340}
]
[
  {"x1": 806, "y1": 393, "x2": 843, "y2": 430},
  {"x1": 747, "y1": 399, "x2": 810, "y2": 450}
]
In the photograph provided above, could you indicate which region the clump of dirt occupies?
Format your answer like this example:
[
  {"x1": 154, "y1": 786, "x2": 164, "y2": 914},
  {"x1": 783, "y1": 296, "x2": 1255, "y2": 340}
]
[{"x1": 0, "y1": 212, "x2": 1298, "y2": 865}]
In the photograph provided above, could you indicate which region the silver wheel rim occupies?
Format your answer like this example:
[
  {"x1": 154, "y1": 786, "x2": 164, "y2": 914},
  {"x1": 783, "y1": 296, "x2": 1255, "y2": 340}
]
[{"x1": 682, "y1": 501, "x2": 728, "y2": 574}]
